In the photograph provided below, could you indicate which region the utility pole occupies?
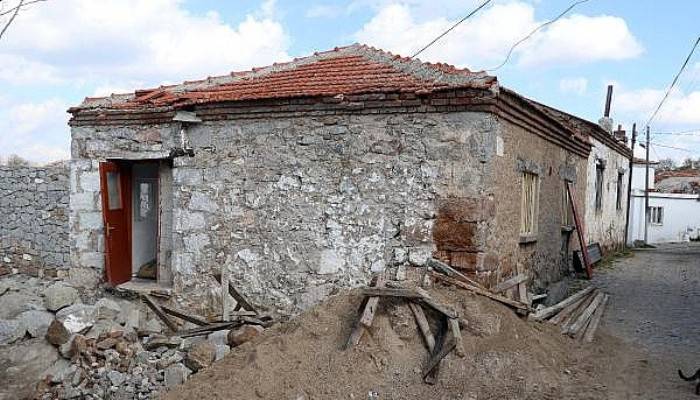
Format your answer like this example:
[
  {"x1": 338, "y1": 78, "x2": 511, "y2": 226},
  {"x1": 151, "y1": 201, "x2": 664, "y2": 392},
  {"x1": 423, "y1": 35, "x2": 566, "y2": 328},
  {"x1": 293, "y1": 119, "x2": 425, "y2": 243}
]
[
  {"x1": 644, "y1": 126, "x2": 650, "y2": 244},
  {"x1": 624, "y1": 123, "x2": 637, "y2": 246}
]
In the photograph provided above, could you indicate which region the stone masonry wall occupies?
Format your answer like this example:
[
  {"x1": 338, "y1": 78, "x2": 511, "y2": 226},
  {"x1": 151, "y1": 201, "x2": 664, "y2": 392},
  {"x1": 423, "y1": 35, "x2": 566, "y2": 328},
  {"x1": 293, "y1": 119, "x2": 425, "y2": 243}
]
[
  {"x1": 70, "y1": 111, "x2": 498, "y2": 314},
  {"x1": 0, "y1": 164, "x2": 70, "y2": 277},
  {"x1": 585, "y1": 136, "x2": 629, "y2": 254},
  {"x1": 489, "y1": 118, "x2": 588, "y2": 293}
]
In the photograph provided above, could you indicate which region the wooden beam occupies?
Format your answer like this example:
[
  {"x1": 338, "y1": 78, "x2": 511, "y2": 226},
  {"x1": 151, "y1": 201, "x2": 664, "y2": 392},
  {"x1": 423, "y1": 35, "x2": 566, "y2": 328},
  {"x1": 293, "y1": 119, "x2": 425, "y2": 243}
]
[
  {"x1": 582, "y1": 294, "x2": 609, "y2": 343},
  {"x1": 176, "y1": 321, "x2": 241, "y2": 338},
  {"x1": 409, "y1": 303, "x2": 435, "y2": 351},
  {"x1": 427, "y1": 258, "x2": 486, "y2": 289},
  {"x1": 360, "y1": 287, "x2": 422, "y2": 299},
  {"x1": 141, "y1": 294, "x2": 178, "y2": 332},
  {"x1": 492, "y1": 274, "x2": 528, "y2": 294},
  {"x1": 424, "y1": 317, "x2": 448, "y2": 385},
  {"x1": 344, "y1": 276, "x2": 384, "y2": 350},
  {"x1": 529, "y1": 286, "x2": 595, "y2": 321},
  {"x1": 213, "y1": 273, "x2": 258, "y2": 314},
  {"x1": 559, "y1": 290, "x2": 598, "y2": 333},
  {"x1": 448, "y1": 318, "x2": 465, "y2": 358},
  {"x1": 547, "y1": 290, "x2": 593, "y2": 325},
  {"x1": 432, "y1": 272, "x2": 528, "y2": 312},
  {"x1": 565, "y1": 291, "x2": 606, "y2": 337},
  {"x1": 161, "y1": 305, "x2": 209, "y2": 326},
  {"x1": 567, "y1": 182, "x2": 593, "y2": 279},
  {"x1": 423, "y1": 337, "x2": 456, "y2": 383},
  {"x1": 419, "y1": 297, "x2": 458, "y2": 319}
]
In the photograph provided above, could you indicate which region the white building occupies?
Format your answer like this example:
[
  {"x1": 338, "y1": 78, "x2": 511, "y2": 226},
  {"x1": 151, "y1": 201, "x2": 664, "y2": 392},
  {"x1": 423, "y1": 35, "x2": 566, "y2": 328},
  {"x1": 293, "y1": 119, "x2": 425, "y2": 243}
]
[{"x1": 628, "y1": 159, "x2": 700, "y2": 243}]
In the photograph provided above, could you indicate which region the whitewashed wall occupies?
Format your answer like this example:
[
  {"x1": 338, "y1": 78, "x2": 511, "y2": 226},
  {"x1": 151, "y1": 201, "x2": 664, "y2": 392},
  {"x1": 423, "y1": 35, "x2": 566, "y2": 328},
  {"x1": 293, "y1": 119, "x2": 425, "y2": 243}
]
[
  {"x1": 631, "y1": 163, "x2": 655, "y2": 190},
  {"x1": 629, "y1": 191, "x2": 700, "y2": 243},
  {"x1": 584, "y1": 137, "x2": 629, "y2": 251}
]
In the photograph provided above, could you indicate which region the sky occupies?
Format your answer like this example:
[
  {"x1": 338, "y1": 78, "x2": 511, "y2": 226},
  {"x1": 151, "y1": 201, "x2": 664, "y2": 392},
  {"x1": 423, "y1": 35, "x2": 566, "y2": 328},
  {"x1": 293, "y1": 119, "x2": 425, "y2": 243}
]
[{"x1": 0, "y1": 0, "x2": 699, "y2": 164}]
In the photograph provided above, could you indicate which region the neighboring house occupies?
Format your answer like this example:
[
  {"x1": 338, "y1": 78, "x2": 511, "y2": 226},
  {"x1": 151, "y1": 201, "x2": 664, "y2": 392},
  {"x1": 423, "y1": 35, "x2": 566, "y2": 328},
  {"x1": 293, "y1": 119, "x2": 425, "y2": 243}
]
[
  {"x1": 67, "y1": 44, "x2": 600, "y2": 313},
  {"x1": 655, "y1": 169, "x2": 700, "y2": 194},
  {"x1": 628, "y1": 160, "x2": 700, "y2": 243}
]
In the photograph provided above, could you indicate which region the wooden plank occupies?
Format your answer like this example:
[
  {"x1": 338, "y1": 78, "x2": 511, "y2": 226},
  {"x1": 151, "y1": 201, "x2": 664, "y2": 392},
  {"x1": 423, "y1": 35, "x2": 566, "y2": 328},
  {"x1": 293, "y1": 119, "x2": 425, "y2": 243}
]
[
  {"x1": 560, "y1": 290, "x2": 598, "y2": 333},
  {"x1": 448, "y1": 318, "x2": 465, "y2": 358},
  {"x1": 161, "y1": 305, "x2": 209, "y2": 326},
  {"x1": 424, "y1": 317, "x2": 448, "y2": 385},
  {"x1": 565, "y1": 291, "x2": 606, "y2": 337},
  {"x1": 423, "y1": 337, "x2": 456, "y2": 382},
  {"x1": 567, "y1": 181, "x2": 593, "y2": 279},
  {"x1": 142, "y1": 294, "x2": 179, "y2": 332},
  {"x1": 547, "y1": 290, "x2": 593, "y2": 325},
  {"x1": 427, "y1": 258, "x2": 486, "y2": 289},
  {"x1": 344, "y1": 276, "x2": 384, "y2": 350},
  {"x1": 222, "y1": 266, "x2": 230, "y2": 322},
  {"x1": 176, "y1": 321, "x2": 241, "y2": 338},
  {"x1": 360, "y1": 287, "x2": 422, "y2": 299},
  {"x1": 408, "y1": 303, "x2": 435, "y2": 351},
  {"x1": 432, "y1": 273, "x2": 529, "y2": 311},
  {"x1": 529, "y1": 286, "x2": 595, "y2": 321},
  {"x1": 492, "y1": 274, "x2": 527, "y2": 294},
  {"x1": 213, "y1": 273, "x2": 258, "y2": 314},
  {"x1": 582, "y1": 294, "x2": 609, "y2": 343}
]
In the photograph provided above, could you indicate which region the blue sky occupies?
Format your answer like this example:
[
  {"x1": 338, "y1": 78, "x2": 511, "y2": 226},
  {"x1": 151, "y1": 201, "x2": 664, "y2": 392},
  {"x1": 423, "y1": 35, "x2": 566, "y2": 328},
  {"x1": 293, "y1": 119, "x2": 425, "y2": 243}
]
[{"x1": 1, "y1": 0, "x2": 699, "y2": 164}]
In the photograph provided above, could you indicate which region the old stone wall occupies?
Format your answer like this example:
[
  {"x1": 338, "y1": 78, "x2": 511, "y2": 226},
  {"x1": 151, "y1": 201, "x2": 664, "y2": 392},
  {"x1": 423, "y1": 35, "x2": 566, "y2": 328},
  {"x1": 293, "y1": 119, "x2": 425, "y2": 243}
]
[
  {"x1": 0, "y1": 164, "x2": 70, "y2": 277},
  {"x1": 489, "y1": 118, "x2": 588, "y2": 292},
  {"x1": 584, "y1": 136, "x2": 629, "y2": 254},
  {"x1": 70, "y1": 110, "x2": 498, "y2": 313}
]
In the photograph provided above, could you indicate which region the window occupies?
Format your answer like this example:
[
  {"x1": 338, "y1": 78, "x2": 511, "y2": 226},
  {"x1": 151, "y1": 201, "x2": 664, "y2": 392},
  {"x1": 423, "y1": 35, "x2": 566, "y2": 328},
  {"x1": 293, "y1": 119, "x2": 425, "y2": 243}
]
[
  {"x1": 562, "y1": 182, "x2": 574, "y2": 226},
  {"x1": 106, "y1": 171, "x2": 122, "y2": 210},
  {"x1": 594, "y1": 164, "x2": 604, "y2": 211},
  {"x1": 616, "y1": 172, "x2": 624, "y2": 211},
  {"x1": 650, "y1": 206, "x2": 664, "y2": 225},
  {"x1": 520, "y1": 172, "x2": 540, "y2": 237}
]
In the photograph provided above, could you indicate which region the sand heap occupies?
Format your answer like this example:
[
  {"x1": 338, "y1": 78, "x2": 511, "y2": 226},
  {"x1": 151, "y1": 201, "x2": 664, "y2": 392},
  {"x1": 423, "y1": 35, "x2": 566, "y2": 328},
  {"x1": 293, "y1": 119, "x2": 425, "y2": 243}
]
[{"x1": 162, "y1": 284, "x2": 613, "y2": 400}]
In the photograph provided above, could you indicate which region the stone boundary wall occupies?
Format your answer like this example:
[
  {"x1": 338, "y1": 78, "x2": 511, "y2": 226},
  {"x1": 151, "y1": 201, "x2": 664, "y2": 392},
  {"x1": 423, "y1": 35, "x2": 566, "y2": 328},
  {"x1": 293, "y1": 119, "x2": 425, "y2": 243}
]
[{"x1": 0, "y1": 164, "x2": 70, "y2": 277}]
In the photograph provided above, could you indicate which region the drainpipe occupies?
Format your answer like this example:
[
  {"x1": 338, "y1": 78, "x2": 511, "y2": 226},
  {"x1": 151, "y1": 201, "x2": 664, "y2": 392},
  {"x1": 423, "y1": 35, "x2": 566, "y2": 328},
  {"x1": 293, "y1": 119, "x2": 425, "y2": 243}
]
[{"x1": 624, "y1": 123, "x2": 637, "y2": 246}]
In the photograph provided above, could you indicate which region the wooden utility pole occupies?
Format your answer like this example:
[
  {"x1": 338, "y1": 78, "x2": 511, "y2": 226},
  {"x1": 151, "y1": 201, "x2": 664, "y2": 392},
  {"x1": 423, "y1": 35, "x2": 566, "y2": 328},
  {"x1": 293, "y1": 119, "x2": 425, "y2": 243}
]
[
  {"x1": 624, "y1": 123, "x2": 637, "y2": 246},
  {"x1": 644, "y1": 126, "x2": 650, "y2": 244}
]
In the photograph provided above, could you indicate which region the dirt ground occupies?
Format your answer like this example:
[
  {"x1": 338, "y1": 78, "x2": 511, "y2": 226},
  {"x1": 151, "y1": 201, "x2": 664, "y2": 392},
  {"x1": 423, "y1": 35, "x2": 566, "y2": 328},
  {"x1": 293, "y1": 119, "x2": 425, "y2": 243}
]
[{"x1": 160, "y1": 271, "x2": 698, "y2": 400}]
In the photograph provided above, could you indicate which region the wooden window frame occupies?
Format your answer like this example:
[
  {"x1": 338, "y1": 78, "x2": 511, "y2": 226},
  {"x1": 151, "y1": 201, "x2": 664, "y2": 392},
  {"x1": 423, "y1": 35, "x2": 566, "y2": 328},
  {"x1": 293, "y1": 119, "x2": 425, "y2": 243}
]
[{"x1": 520, "y1": 171, "x2": 540, "y2": 242}]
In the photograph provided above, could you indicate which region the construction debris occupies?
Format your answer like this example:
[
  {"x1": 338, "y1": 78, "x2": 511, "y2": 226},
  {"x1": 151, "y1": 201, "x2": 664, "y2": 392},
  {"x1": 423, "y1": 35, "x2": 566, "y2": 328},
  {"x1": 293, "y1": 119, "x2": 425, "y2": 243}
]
[
  {"x1": 531, "y1": 286, "x2": 610, "y2": 342},
  {"x1": 431, "y1": 272, "x2": 529, "y2": 312},
  {"x1": 345, "y1": 278, "x2": 462, "y2": 385}
]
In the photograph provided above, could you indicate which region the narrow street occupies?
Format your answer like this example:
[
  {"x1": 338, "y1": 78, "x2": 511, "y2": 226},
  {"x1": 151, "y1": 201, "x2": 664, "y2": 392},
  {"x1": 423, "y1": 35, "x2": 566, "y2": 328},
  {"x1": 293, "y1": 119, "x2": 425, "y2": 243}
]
[{"x1": 593, "y1": 242, "x2": 700, "y2": 398}]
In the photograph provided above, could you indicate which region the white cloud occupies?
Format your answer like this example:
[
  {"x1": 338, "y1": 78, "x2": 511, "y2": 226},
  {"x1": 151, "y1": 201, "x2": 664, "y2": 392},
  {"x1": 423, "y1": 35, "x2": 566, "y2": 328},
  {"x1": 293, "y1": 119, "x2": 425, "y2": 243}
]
[
  {"x1": 353, "y1": 2, "x2": 642, "y2": 70},
  {"x1": 0, "y1": 0, "x2": 291, "y2": 89},
  {"x1": 518, "y1": 14, "x2": 643, "y2": 66},
  {"x1": 559, "y1": 77, "x2": 588, "y2": 95},
  {"x1": 0, "y1": 98, "x2": 71, "y2": 164},
  {"x1": 615, "y1": 87, "x2": 700, "y2": 126}
]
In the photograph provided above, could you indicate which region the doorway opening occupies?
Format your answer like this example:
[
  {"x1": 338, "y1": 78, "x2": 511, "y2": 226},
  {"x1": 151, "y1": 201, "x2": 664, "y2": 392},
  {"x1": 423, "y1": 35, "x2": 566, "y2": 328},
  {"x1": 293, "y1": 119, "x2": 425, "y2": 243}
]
[{"x1": 99, "y1": 159, "x2": 172, "y2": 289}]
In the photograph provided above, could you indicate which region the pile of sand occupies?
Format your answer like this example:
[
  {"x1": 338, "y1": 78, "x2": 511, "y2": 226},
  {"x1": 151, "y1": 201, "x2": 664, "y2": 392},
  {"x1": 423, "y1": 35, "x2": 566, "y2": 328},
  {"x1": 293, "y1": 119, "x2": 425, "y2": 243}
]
[{"x1": 161, "y1": 284, "x2": 629, "y2": 400}]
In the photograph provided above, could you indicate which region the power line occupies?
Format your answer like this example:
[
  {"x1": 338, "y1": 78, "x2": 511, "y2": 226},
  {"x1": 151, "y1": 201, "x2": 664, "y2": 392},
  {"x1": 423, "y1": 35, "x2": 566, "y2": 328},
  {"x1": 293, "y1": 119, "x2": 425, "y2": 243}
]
[
  {"x1": 486, "y1": 0, "x2": 591, "y2": 71},
  {"x1": 650, "y1": 142, "x2": 696, "y2": 153},
  {"x1": 653, "y1": 130, "x2": 700, "y2": 136},
  {"x1": 645, "y1": 36, "x2": 700, "y2": 128},
  {"x1": 411, "y1": 0, "x2": 493, "y2": 59}
]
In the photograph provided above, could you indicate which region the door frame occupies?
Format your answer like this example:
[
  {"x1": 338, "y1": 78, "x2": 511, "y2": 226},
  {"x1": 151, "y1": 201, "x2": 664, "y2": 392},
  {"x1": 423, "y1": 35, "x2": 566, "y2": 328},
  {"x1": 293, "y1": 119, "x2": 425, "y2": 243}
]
[
  {"x1": 99, "y1": 161, "x2": 133, "y2": 286},
  {"x1": 131, "y1": 160, "x2": 161, "y2": 282}
]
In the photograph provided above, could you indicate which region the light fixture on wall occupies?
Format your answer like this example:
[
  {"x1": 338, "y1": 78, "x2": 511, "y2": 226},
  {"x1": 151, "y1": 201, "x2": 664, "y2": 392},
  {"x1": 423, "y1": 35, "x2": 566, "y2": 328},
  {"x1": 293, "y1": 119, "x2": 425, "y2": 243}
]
[{"x1": 171, "y1": 111, "x2": 201, "y2": 158}]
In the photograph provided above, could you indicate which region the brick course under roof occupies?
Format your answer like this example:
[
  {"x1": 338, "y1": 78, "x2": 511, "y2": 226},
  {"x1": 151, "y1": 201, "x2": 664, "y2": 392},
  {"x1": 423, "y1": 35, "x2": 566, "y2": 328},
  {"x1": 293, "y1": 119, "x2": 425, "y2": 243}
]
[{"x1": 70, "y1": 44, "x2": 497, "y2": 112}]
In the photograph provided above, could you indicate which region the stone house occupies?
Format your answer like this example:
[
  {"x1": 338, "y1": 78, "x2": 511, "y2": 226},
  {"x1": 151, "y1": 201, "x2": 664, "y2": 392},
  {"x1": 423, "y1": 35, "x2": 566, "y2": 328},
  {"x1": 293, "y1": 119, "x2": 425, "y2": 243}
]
[{"x1": 67, "y1": 44, "x2": 604, "y2": 313}]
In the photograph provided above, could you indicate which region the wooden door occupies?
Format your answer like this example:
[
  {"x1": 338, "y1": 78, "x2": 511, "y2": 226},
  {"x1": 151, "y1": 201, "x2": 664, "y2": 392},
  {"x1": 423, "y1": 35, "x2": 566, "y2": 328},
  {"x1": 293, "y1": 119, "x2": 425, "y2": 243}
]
[{"x1": 99, "y1": 161, "x2": 131, "y2": 285}]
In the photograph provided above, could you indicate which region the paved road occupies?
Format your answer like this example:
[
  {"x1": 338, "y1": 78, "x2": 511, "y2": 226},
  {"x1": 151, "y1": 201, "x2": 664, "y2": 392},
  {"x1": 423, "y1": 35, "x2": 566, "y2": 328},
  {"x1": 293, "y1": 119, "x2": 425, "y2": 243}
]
[{"x1": 593, "y1": 242, "x2": 700, "y2": 397}]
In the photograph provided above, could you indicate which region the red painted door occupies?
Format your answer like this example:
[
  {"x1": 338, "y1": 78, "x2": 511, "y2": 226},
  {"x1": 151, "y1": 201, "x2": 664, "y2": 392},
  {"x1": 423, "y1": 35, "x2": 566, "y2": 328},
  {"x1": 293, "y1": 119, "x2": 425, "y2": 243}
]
[{"x1": 99, "y1": 162, "x2": 131, "y2": 285}]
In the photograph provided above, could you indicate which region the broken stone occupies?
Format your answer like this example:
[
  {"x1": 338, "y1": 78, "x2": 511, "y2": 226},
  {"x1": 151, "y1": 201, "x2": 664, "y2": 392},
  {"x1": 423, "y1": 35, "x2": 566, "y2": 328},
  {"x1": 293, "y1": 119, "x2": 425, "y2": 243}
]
[
  {"x1": 0, "y1": 319, "x2": 25, "y2": 345},
  {"x1": 18, "y1": 309, "x2": 54, "y2": 338},
  {"x1": 46, "y1": 319, "x2": 71, "y2": 346},
  {"x1": 0, "y1": 292, "x2": 44, "y2": 319},
  {"x1": 94, "y1": 298, "x2": 122, "y2": 321},
  {"x1": 0, "y1": 338, "x2": 59, "y2": 400},
  {"x1": 144, "y1": 335, "x2": 182, "y2": 351},
  {"x1": 44, "y1": 359, "x2": 77, "y2": 384},
  {"x1": 44, "y1": 283, "x2": 79, "y2": 312},
  {"x1": 58, "y1": 335, "x2": 76, "y2": 358},
  {"x1": 227, "y1": 324, "x2": 263, "y2": 347},
  {"x1": 96, "y1": 337, "x2": 118, "y2": 350},
  {"x1": 184, "y1": 341, "x2": 216, "y2": 372},
  {"x1": 56, "y1": 303, "x2": 96, "y2": 334},
  {"x1": 214, "y1": 344, "x2": 230, "y2": 361},
  {"x1": 206, "y1": 329, "x2": 230, "y2": 347},
  {"x1": 164, "y1": 363, "x2": 191, "y2": 388},
  {"x1": 107, "y1": 370, "x2": 125, "y2": 386}
]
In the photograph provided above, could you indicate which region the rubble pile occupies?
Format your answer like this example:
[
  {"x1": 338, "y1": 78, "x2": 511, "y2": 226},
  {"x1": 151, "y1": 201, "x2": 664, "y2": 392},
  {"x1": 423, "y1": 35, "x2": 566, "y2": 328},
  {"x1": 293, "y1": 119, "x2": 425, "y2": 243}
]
[{"x1": 0, "y1": 275, "x2": 263, "y2": 400}]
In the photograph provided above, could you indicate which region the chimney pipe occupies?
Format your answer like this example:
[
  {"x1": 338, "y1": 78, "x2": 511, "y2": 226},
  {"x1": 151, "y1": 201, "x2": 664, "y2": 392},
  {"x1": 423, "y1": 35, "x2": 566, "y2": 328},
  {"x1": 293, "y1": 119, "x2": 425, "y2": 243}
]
[{"x1": 604, "y1": 85, "x2": 614, "y2": 117}]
